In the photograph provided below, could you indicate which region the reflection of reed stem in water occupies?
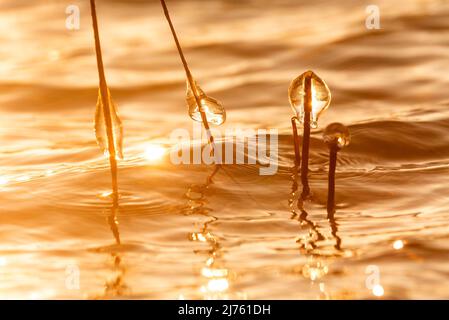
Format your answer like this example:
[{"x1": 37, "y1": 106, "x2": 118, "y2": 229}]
[
  {"x1": 329, "y1": 217, "x2": 341, "y2": 251},
  {"x1": 185, "y1": 164, "x2": 220, "y2": 214},
  {"x1": 109, "y1": 197, "x2": 121, "y2": 245},
  {"x1": 160, "y1": 0, "x2": 215, "y2": 149},
  {"x1": 90, "y1": 0, "x2": 119, "y2": 200},
  {"x1": 91, "y1": 195, "x2": 127, "y2": 298},
  {"x1": 206, "y1": 164, "x2": 221, "y2": 185},
  {"x1": 327, "y1": 142, "x2": 338, "y2": 218},
  {"x1": 103, "y1": 199, "x2": 128, "y2": 297},
  {"x1": 289, "y1": 169, "x2": 323, "y2": 250},
  {"x1": 290, "y1": 168, "x2": 341, "y2": 253},
  {"x1": 300, "y1": 73, "x2": 312, "y2": 198},
  {"x1": 291, "y1": 117, "x2": 301, "y2": 167},
  {"x1": 185, "y1": 170, "x2": 230, "y2": 299}
]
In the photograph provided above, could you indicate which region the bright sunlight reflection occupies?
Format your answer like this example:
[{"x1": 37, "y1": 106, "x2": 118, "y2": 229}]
[
  {"x1": 16, "y1": 175, "x2": 31, "y2": 182},
  {"x1": 206, "y1": 278, "x2": 229, "y2": 292},
  {"x1": 393, "y1": 240, "x2": 404, "y2": 250},
  {"x1": 372, "y1": 284, "x2": 384, "y2": 297},
  {"x1": 100, "y1": 191, "x2": 113, "y2": 198},
  {"x1": 0, "y1": 176, "x2": 8, "y2": 186},
  {"x1": 201, "y1": 267, "x2": 228, "y2": 278},
  {"x1": 143, "y1": 144, "x2": 166, "y2": 162}
]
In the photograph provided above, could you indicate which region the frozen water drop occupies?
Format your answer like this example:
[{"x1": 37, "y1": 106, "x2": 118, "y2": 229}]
[
  {"x1": 288, "y1": 70, "x2": 331, "y2": 128},
  {"x1": 94, "y1": 89, "x2": 124, "y2": 159},
  {"x1": 323, "y1": 123, "x2": 350, "y2": 149},
  {"x1": 186, "y1": 80, "x2": 226, "y2": 126}
]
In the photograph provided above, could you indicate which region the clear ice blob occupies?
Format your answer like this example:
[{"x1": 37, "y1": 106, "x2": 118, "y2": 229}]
[
  {"x1": 186, "y1": 80, "x2": 226, "y2": 126},
  {"x1": 323, "y1": 122, "x2": 350, "y2": 149},
  {"x1": 288, "y1": 70, "x2": 331, "y2": 128}
]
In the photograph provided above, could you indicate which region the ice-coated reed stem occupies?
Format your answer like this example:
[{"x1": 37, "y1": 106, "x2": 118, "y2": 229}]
[
  {"x1": 327, "y1": 142, "x2": 338, "y2": 219},
  {"x1": 300, "y1": 73, "x2": 312, "y2": 198},
  {"x1": 160, "y1": 0, "x2": 215, "y2": 149},
  {"x1": 90, "y1": 0, "x2": 119, "y2": 200},
  {"x1": 291, "y1": 117, "x2": 301, "y2": 167}
]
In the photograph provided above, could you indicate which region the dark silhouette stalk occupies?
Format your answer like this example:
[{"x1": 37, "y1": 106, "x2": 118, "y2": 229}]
[
  {"x1": 160, "y1": 0, "x2": 215, "y2": 149},
  {"x1": 90, "y1": 0, "x2": 118, "y2": 201},
  {"x1": 301, "y1": 73, "x2": 312, "y2": 198},
  {"x1": 329, "y1": 215, "x2": 341, "y2": 251},
  {"x1": 326, "y1": 142, "x2": 338, "y2": 218},
  {"x1": 291, "y1": 117, "x2": 301, "y2": 167}
]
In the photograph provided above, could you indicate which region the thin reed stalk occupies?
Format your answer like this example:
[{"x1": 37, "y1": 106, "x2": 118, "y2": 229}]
[
  {"x1": 300, "y1": 73, "x2": 312, "y2": 198},
  {"x1": 326, "y1": 142, "x2": 338, "y2": 219},
  {"x1": 160, "y1": 0, "x2": 215, "y2": 150},
  {"x1": 90, "y1": 0, "x2": 119, "y2": 201}
]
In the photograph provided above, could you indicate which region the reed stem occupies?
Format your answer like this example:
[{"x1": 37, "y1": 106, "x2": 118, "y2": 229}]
[
  {"x1": 291, "y1": 117, "x2": 301, "y2": 167},
  {"x1": 90, "y1": 0, "x2": 118, "y2": 200},
  {"x1": 327, "y1": 142, "x2": 338, "y2": 219},
  {"x1": 300, "y1": 73, "x2": 312, "y2": 198},
  {"x1": 160, "y1": 0, "x2": 215, "y2": 149}
]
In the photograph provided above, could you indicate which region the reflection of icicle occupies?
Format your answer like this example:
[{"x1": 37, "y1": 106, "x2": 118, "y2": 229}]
[
  {"x1": 93, "y1": 198, "x2": 129, "y2": 299},
  {"x1": 108, "y1": 198, "x2": 121, "y2": 246},
  {"x1": 289, "y1": 167, "x2": 343, "y2": 257},
  {"x1": 191, "y1": 218, "x2": 230, "y2": 300},
  {"x1": 289, "y1": 167, "x2": 344, "y2": 299},
  {"x1": 103, "y1": 252, "x2": 128, "y2": 298},
  {"x1": 302, "y1": 257, "x2": 329, "y2": 281},
  {"x1": 183, "y1": 166, "x2": 240, "y2": 300},
  {"x1": 184, "y1": 165, "x2": 220, "y2": 215},
  {"x1": 105, "y1": 201, "x2": 128, "y2": 298}
]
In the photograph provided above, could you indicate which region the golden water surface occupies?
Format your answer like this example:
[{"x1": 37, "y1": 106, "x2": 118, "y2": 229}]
[{"x1": 0, "y1": 0, "x2": 449, "y2": 299}]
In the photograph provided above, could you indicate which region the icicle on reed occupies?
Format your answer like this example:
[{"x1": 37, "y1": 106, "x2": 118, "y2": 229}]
[
  {"x1": 90, "y1": 0, "x2": 123, "y2": 201},
  {"x1": 323, "y1": 123, "x2": 350, "y2": 219},
  {"x1": 289, "y1": 70, "x2": 331, "y2": 198},
  {"x1": 160, "y1": 0, "x2": 226, "y2": 153}
]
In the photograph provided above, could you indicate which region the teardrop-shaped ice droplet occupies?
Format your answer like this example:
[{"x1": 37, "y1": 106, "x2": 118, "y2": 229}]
[
  {"x1": 186, "y1": 80, "x2": 226, "y2": 126},
  {"x1": 288, "y1": 70, "x2": 331, "y2": 127},
  {"x1": 323, "y1": 122, "x2": 350, "y2": 149},
  {"x1": 95, "y1": 89, "x2": 124, "y2": 159}
]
